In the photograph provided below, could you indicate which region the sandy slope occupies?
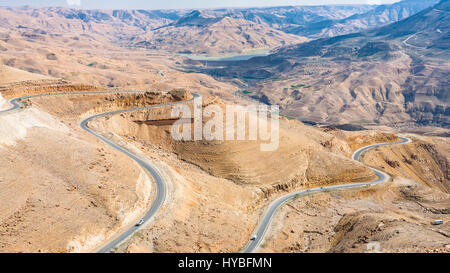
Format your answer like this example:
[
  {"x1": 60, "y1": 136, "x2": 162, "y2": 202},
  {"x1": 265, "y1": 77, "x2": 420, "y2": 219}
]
[
  {"x1": 83, "y1": 96, "x2": 414, "y2": 253},
  {"x1": 0, "y1": 65, "x2": 53, "y2": 85},
  {"x1": 0, "y1": 83, "x2": 183, "y2": 252},
  {"x1": 259, "y1": 135, "x2": 449, "y2": 253},
  {"x1": 133, "y1": 16, "x2": 308, "y2": 55},
  {"x1": 0, "y1": 4, "x2": 447, "y2": 252}
]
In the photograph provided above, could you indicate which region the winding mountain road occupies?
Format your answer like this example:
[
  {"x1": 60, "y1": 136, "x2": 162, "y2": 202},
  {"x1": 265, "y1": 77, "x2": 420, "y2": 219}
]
[
  {"x1": 242, "y1": 136, "x2": 412, "y2": 253},
  {"x1": 1, "y1": 91, "x2": 413, "y2": 253},
  {"x1": 0, "y1": 90, "x2": 198, "y2": 253}
]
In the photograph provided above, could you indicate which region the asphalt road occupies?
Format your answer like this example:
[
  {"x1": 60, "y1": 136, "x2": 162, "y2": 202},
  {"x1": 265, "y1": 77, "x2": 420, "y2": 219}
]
[
  {"x1": 242, "y1": 136, "x2": 411, "y2": 253},
  {"x1": 0, "y1": 90, "x2": 199, "y2": 253},
  {"x1": 0, "y1": 91, "x2": 153, "y2": 113},
  {"x1": 88, "y1": 94, "x2": 199, "y2": 253},
  {"x1": 1, "y1": 92, "x2": 411, "y2": 253}
]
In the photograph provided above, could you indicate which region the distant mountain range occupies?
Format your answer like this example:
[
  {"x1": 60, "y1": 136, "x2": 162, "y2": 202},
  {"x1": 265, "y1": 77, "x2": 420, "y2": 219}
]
[
  {"x1": 0, "y1": 0, "x2": 447, "y2": 127},
  {"x1": 0, "y1": 0, "x2": 439, "y2": 55},
  {"x1": 130, "y1": 10, "x2": 308, "y2": 55},
  {"x1": 285, "y1": 0, "x2": 440, "y2": 38},
  {"x1": 208, "y1": 0, "x2": 449, "y2": 128},
  {"x1": 186, "y1": 5, "x2": 375, "y2": 33}
]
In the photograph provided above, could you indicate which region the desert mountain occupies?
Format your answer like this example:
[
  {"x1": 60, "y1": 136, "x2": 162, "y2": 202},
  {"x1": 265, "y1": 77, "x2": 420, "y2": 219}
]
[
  {"x1": 154, "y1": 1, "x2": 437, "y2": 40},
  {"x1": 287, "y1": 0, "x2": 440, "y2": 39},
  {"x1": 195, "y1": 5, "x2": 375, "y2": 31},
  {"x1": 0, "y1": 3, "x2": 436, "y2": 56},
  {"x1": 130, "y1": 10, "x2": 309, "y2": 55},
  {"x1": 126, "y1": 0, "x2": 440, "y2": 53},
  {"x1": 0, "y1": 6, "x2": 183, "y2": 43},
  {"x1": 0, "y1": 1, "x2": 449, "y2": 254},
  {"x1": 207, "y1": 0, "x2": 449, "y2": 128}
]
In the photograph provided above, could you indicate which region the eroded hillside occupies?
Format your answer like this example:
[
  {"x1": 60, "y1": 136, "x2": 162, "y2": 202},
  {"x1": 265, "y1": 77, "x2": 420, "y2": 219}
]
[
  {"x1": 131, "y1": 10, "x2": 308, "y2": 55},
  {"x1": 259, "y1": 135, "x2": 450, "y2": 253},
  {"x1": 0, "y1": 1, "x2": 448, "y2": 255},
  {"x1": 205, "y1": 0, "x2": 449, "y2": 131}
]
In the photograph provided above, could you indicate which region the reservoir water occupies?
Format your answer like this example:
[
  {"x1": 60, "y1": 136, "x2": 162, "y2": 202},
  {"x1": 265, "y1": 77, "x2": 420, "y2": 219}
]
[{"x1": 180, "y1": 50, "x2": 271, "y2": 62}]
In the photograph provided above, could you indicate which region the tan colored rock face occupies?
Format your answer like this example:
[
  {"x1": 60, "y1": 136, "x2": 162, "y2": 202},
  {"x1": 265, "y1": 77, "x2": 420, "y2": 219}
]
[
  {"x1": 0, "y1": 67, "x2": 447, "y2": 253},
  {"x1": 94, "y1": 99, "x2": 377, "y2": 187},
  {"x1": 0, "y1": 114, "x2": 146, "y2": 252},
  {"x1": 0, "y1": 93, "x2": 7, "y2": 110},
  {"x1": 0, "y1": 2, "x2": 447, "y2": 253},
  {"x1": 132, "y1": 16, "x2": 308, "y2": 55},
  {"x1": 362, "y1": 136, "x2": 450, "y2": 193},
  {"x1": 258, "y1": 135, "x2": 449, "y2": 254},
  {"x1": 259, "y1": 177, "x2": 450, "y2": 253},
  {"x1": 0, "y1": 87, "x2": 188, "y2": 252},
  {"x1": 0, "y1": 65, "x2": 54, "y2": 86}
]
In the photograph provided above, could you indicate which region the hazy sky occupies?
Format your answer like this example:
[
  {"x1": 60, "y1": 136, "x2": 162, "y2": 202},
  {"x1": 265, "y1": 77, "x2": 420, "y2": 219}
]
[{"x1": 0, "y1": 0, "x2": 401, "y2": 10}]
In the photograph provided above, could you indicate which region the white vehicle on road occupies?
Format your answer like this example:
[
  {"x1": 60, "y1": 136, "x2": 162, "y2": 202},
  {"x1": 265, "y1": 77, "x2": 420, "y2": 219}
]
[
  {"x1": 136, "y1": 219, "x2": 145, "y2": 226},
  {"x1": 250, "y1": 235, "x2": 257, "y2": 241}
]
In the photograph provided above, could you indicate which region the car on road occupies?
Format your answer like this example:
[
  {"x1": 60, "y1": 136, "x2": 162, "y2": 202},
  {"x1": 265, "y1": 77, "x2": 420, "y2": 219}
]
[
  {"x1": 136, "y1": 219, "x2": 145, "y2": 226},
  {"x1": 320, "y1": 187, "x2": 324, "y2": 190},
  {"x1": 433, "y1": 220, "x2": 444, "y2": 225},
  {"x1": 250, "y1": 235, "x2": 257, "y2": 241}
]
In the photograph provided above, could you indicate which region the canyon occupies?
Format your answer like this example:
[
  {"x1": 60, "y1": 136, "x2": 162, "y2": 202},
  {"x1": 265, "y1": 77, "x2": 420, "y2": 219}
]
[{"x1": 0, "y1": 0, "x2": 448, "y2": 254}]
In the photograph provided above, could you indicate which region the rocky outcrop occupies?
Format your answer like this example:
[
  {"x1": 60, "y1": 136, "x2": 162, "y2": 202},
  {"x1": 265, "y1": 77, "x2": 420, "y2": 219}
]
[
  {"x1": 0, "y1": 79, "x2": 99, "y2": 99},
  {"x1": 363, "y1": 138, "x2": 450, "y2": 193},
  {"x1": 130, "y1": 14, "x2": 308, "y2": 55}
]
